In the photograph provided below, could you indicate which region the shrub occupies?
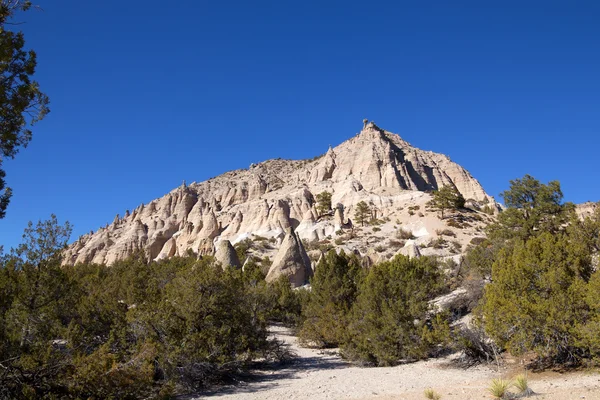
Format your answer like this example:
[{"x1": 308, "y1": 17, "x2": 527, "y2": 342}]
[
  {"x1": 396, "y1": 228, "x2": 414, "y2": 240},
  {"x1": 299, "y1": 251, "x2": 364, "y2": 348},
  {"x1": 430, "y1": 237, "x2": 447, "y2": 249},
  {"x1": 454, "y1": 324, "x2": 500, "y2": 367},
  {"x1": 388, "y1": 239, "x2": 406, "y2": 250},
  {"x1": 436, "y1": 229, "x2": 456, "y2": 237},
  {"x1": 423, "y1": 388, "x2": 442, "y2": 400},
  {"x1": 342, "y1": 255, "x2": 448, "y2": 366},
  {"x1": 469, "y1": 236, "x2": 486, "y2": 246},
  {"x1": 372, "y1": 226, "x2": 381, "y2": 232},
  {"x1": 481, "y1": 232, "x2": 593, "y2": 365}
]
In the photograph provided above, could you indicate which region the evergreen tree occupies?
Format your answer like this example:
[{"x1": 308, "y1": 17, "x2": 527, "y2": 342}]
[
  {"x1": 0, "y1": 1, "x2": 50, "y2": 218},
  {"x1": 353, "y1": 201, "x2": 371, "y2": 227},
  {"x1": 487, "y1": 175, "x2": 572, "y2": 241},
  {"x1": 481, "y1": 232, "x2": 593, "y2": 364},
  {"x1": 315, "y1": 191, "x2": 332, "y2": 216},
  {"x1": 299, "y1": 251, "x2": 363, "y2": 347},
  {"x1": 343, "y1": 255, "x2": 448, "y2": 366},
  {"x1": 427, "y1": 185, "x2": 465, "y2": 219}
]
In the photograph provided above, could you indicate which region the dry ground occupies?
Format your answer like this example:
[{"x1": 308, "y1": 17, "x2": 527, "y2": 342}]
[{"x1": 195, "y1": 326, "x2": 600, "y2": 400}]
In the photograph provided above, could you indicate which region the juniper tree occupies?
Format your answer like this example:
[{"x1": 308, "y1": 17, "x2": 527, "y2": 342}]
[
  {"x1": 427, "y1": 185, "x2": 464, "y2": 219},
  {"x1": 354, "y1": 201, "x2": 371, "y2": 227},
  {"x1": 315, "y1": 191, "x2": 332, "y2": 216},
  {"x1": 0, "y1": 1, "x2": 50, "y2": 218}
]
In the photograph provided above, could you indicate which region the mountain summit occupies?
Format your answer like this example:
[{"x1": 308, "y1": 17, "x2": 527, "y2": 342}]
[{"x1": 63, "y1": 121, "x2": 495, "y2": 267}]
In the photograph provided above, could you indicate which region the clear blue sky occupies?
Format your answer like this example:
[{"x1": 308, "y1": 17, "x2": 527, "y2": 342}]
[{"x1": 1, "y1": 1, "x2": 599, "y2": 250}]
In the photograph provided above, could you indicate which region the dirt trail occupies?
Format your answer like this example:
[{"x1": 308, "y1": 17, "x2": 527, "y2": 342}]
[{"x1": 197, "y1": 326, "x2": 600, "y2": 400}]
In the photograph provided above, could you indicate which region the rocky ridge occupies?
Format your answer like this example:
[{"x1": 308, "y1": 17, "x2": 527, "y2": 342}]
[{"x1": 63, "y1": 122, "x2": 498, "y2": 281}]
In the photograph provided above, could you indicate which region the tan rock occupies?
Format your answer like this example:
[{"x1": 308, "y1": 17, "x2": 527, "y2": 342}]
[
  {"x1": 396, "y1": 242, "x2": 421, "y2": 258},
  {"x1": 214, "y1": 240, "x2": 241, "y2": 270},
  {"x1": 266, "y1": 227, "x2": 312, "y2": 287},
  {"x1": 63, "y1": 121, "x2": 498, "y2": 266}
]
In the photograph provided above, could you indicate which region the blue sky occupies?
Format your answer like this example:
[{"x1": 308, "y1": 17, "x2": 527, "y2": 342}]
[{"x1": 1, "y1": 1, "x2": 599, "y2": 250}]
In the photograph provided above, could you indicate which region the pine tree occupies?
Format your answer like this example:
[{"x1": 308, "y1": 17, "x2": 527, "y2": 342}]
[
  {"x1": 299, "y1": 251, "x2": 364, "y2": 347},
  {"x1": 315, "y1": 191, "x2": 332, "y2": 216},
  {"x1": 427, "y1": 185, "x2": 465, "y2": 219},
  {"x1": 0, "y1": 2, "x2": 50, "y2": 218},
  {"x1": 354, "y1": 201, "x2": 371, "y2": 226},
  {"x1": 343, "y1": 255, "x2": 448, "y2": 366}
]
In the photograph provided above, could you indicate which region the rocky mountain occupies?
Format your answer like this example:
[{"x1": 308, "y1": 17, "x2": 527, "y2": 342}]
[{"x1": 63, "y1": 121, "x2": 498, "y2": 282}]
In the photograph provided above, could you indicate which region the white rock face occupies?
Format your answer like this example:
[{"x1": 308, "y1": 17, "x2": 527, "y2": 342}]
[
  {"x1": 63, "y1": 122, "x2": 498, "y2": 271},
  {"x1": 265, "y1": 227, "x2": 312, "y2": 287}
]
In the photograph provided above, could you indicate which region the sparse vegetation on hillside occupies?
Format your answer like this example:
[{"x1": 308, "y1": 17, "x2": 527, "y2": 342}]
[{"x1": 427, "y1": 186, "x2": 465, "y2": 219}]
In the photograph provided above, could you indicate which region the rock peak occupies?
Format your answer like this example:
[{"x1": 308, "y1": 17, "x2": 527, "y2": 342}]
[{"x1": 63, "y1": 121, "x2": 497, "y2": 266}]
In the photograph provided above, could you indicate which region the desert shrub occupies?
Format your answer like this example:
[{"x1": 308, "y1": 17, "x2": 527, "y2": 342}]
[
  {"x1": 388, "y1": 239, "x2": 405, "y2": 250},
  {"x1": 299, "y1": 251, "x2": 364, "y2": 348},
  {"x1": 469, "y1": 236, "x2": 486, "y2": 246},
  {"x1": 430, "y1": 237, "x2": 447, "y2": 249},
  {"x1": 423, "y1": 388, "x2": 442, "y2": 400},
  {"x1": 449, "y1": 240, "x2": 462, "y2": 254},
  {"x1": 482, "y1": 205, "x2": 495, "y2": 215},
  {"x1": 372, "y1": 226, "x2": 381, "y2": 232},
  {"x1": 374, "y1": 245, "x2": 385, "y2": 253},
  {"x1": 436, "y1": 229, "x2": 456, "y2": 237},
  {"x1": 446, "y1": 218, "x2": 464, "y2": 229},
  {"x1": 396, "y1": 228, "x2": 414, "y2": 240},
  {"x1": 454, "y1": 324, "x2": 500, "y2": 367},
  {"x1": 342, "y1": 255, "x2": 449, "y2": 366},
  {"x1": 0, "y1": 217, "x2": 280, "y2": 398}
]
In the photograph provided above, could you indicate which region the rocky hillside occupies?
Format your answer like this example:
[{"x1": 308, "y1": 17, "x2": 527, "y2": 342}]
[{"x1": 63, "y1": 121, "x2": 498, "y2": 275}]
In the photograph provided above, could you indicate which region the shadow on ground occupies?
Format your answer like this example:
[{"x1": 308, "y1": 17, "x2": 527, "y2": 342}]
[{"x1": 193, "y1": 348, "x2": 348, "y2": 398}]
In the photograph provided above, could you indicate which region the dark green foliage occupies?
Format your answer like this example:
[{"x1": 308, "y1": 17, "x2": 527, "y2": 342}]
[
  {"x1": 487, "y1": 175, "x2": 573, "y2": 241},
  {"x1": 0, "y1": 215, "x2": 74, "y2": 399},
  {"x1": 427, "y1": 186, "x2": 465, "y2": 219},
  {"x1": 315, "y1": 191, "x2": 332, "y2": 216},
  {"x1": 299, "y1": 251, "x2": 364, "y2": 347},
  {"x1": 354, "y1": 201, "x2": 371, "y2": 226},
  {"x1": 0, "y1": 2, "x2": 50, "y2": 218},
  {"x1": 266, "y1": 275, "x2": 304, "y2": 325},
  {"x1": 342, "y1": 255, "x2": 449, "y2": 366},
  {"x1": 480, "y1": 232, "x2": 595, "y2": 364},
  {"x1": 0, "y1": 217, "x2": 283, "y2": 399}
]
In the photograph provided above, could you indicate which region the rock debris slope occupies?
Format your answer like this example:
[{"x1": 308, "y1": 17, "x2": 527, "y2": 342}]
[{"x1": 63, "y1": 122, "x2": 497, "y2": 283}]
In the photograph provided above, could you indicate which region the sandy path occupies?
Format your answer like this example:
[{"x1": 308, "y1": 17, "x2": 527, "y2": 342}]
[{"x1": 196, "y1": 326, "x2": 600, "y2": 400}]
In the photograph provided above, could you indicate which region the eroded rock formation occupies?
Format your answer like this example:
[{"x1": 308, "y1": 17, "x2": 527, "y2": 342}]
[{"x1": 63, "y1": 122, "x2": 498, "y2": 278}]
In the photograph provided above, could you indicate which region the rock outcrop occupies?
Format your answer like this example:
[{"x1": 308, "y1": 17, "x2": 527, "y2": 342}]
[
  {"x1": 214, "y1": 240, "x2": 241, "y2": 270},
  {"x1": 265, "y1": 228, "x2": 312, "y2": 287},
  {"x1": 63, "y1": 121, "x2": 498, "y2": 275},
  {"x1": 396, "y1": 242, "x2": 422, "y2": 258}
]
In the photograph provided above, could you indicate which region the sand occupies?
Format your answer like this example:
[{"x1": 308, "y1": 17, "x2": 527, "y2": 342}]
[{"x1": 197, "y1": 326, "x2": 600, "y2": 400}]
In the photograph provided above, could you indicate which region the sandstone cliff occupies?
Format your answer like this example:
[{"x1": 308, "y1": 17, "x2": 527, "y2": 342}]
[{"x1": 63, "y1": 122, "x2": 497, "y2": 268}]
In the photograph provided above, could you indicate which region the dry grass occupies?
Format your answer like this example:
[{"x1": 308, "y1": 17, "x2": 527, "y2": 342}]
[{"x1": 423, "y1": 388, "x2": 441, "y2": 400}]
